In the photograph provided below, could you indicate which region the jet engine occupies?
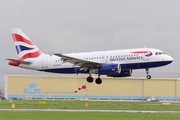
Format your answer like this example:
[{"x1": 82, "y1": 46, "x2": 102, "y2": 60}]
[
  {"x1": 97, "y1": 64, "x2": 120, "y2": 75},
  {"x1": 107, "y1": 69, "x2": 132, "y2": 77},
  {"x1": 97, "y1": 64, "x2": 128, "y2": 75}
]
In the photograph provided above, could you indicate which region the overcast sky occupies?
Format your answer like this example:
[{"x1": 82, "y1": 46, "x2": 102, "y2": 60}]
[{"x1": 0, "y1": 0, "x2": 180, "y2": 78}]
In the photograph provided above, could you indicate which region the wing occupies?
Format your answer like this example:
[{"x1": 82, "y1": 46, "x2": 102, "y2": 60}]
[{"x1": 54, "y1": 53, "x2": 103, "y2": 70}]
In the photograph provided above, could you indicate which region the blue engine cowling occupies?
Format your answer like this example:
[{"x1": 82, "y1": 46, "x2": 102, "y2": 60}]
[
  {"x1": 107, "y1": 69, "x2": 132, "y2": 77},
  {"x1": 98, "y1": 64, "x2": 121, "y2": 75}
]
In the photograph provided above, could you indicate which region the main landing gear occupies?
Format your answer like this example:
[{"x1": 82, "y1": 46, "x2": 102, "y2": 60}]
[
  {"x1": 87, "y1": 75, "x2": 93, "y2": 83},
  {"x1": 86, "y1": 74, "x2": 102, "y2": 84},
  {"x1": 145, "y1": 68, "x2": 151, "y2": 79},
  {"x1": 95, "y1": 75, "x2": 102, "y2": 84}
]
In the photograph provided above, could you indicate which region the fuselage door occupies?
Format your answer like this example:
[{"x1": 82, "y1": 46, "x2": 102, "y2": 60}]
[{"x1": 42, "y1": 57, "x2": 48, "y2": 68}]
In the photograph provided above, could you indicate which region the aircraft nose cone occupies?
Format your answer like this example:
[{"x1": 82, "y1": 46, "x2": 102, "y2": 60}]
[
  {"x1": 167, "y1": 55, "x2": 173, "y2": 63},
  {"x1": 169, "y1": 56, "x2": 173, "y2": 61}
]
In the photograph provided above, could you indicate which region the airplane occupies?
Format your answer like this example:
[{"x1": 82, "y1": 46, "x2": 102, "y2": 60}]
[{"x1": 7, "y1": 28, "x2": 173, "y2": 84}]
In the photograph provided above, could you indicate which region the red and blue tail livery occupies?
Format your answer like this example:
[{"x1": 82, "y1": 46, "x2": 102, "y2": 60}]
[
  {"x1": 11, "y1": 29, "x2": 41, "y2": 60},
  {"x1": 7, "y1": 28, "x2": 173, "y2": 84}
]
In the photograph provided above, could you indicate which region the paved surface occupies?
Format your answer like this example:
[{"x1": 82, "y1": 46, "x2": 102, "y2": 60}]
[{"x1": 0, "y1": 109, "x2": 180, "y2": 113}]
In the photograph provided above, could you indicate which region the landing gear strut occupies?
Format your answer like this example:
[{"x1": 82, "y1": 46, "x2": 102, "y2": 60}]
[
  {"x1": 95, "y1": 74, "x2": 102, "y2": 84},
  {"x1": 145, "y1": 68, "x2": 151, "y2": 79},
  {"x1": 87, "y1": 75, "x2": 93, "y2": 83}
]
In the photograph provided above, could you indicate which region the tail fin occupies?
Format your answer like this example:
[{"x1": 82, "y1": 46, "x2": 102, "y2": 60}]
[{"x1": 11, "y1": 29, "x2": 42, "y2": 60}]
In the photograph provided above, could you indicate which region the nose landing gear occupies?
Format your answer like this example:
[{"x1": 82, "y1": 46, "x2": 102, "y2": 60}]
[
  {"x1": 147, "y1": 75, "x2": 151, "y2": 79},
  {"x1": 146, "y1": 68, "x2": 151, "y2": 79}
]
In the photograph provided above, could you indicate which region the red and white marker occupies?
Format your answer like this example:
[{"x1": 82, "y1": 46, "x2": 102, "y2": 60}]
[{"x1": 74, "y1": 85, "x2": 86, "y2": 93}]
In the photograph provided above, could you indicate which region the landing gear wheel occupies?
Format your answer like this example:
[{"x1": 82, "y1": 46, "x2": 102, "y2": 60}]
[
  {"x1": 87, "y1": 76, "x2": 93, "y2": 83},
  {"x1": 147, "y1": 75, "x2": 151, "y2": 79},
  {"x1": 95, "y1": 78, "x2": 102, "y2": 84}
]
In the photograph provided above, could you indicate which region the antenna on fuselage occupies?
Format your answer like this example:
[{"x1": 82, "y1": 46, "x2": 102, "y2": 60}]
[{"x1": 48, "y1": 51, "x2": 53, "y2": 55}]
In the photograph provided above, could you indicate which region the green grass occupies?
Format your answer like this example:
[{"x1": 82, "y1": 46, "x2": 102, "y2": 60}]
[
  {"x1": 1, "y1": 111, "x2": 180, "y2": 120},
  {"x1": 1, "y1": 100, "x2": 180, "y2": 120},
  {"x1": 1, "y1": 100, "x2": 180, "y2": 111}
]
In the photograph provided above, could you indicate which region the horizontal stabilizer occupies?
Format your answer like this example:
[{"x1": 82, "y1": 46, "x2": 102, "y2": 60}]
[{"x1": 6, "y1": 59, "x2": 32, "y2": 65}]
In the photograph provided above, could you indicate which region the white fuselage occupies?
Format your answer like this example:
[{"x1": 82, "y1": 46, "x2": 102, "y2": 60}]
[{"x1": 19, "y1": 48, "x2": 173, "y2": 74}]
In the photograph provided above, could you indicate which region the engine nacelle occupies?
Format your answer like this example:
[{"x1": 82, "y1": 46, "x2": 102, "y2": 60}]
[
  {"x1": 98, "y1": 64, "x2": 121, "y2": 75},
  {"x1": 107, "y1": 69, "x2": 132, "y2": 77}
]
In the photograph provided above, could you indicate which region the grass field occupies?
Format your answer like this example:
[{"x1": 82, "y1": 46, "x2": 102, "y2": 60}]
[
  {"x1": 1, "y1": 100, "x2": 180, "y2": 120},
  {"x1": 1, "y1": 100, "x2": 180, "y2": 111},
  {"x1": 1, "y1": 111, "x2": 180, "y2": 120}
]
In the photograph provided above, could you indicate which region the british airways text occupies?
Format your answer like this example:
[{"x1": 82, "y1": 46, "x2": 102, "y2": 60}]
[{"x1": 110, "y1": 56, "x2": 143, "y2": 62}]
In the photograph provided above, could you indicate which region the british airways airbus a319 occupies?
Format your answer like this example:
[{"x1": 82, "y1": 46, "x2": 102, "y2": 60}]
[{"x1": 7, "y1": 29, "x2": 173, "y2": 84}]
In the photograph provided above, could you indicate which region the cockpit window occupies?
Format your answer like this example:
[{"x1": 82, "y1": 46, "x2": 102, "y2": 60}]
[{"x1": 155, "y1": 52, "x2": 165, "y2": 55}]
